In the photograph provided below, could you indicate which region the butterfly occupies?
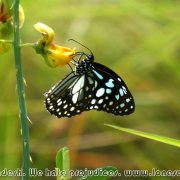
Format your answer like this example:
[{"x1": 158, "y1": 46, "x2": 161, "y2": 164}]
[{"x1": 44, "y1": 40, "x2": 135, "y2": 118}]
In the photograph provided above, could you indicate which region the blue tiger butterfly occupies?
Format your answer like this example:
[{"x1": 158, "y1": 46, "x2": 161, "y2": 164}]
[{"x1": 44, "y1": 40, "x2": 135, "y2": 118}]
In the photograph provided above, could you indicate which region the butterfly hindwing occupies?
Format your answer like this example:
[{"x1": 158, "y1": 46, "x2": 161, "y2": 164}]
[{"x1": 90, "y1": 62, "x2": 135, "y2": 115}]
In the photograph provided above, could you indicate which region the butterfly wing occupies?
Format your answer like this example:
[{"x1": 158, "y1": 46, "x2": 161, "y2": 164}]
[
  {"x1": 45, "y1": 71, "x2": 95, "y2": 118},
  {"x1": 45, "y1": 62, "x2": 135, "y2": 118},
  {"x1": 90, "y1": 62, "x2": 135, "y2": 115}
]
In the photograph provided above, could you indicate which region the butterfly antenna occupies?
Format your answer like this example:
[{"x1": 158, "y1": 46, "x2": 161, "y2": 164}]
[{"x1": 68, "y1": 39, "x2": 93, "y2": 55}]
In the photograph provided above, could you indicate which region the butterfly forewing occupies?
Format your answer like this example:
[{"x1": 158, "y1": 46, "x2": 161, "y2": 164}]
[
  {"x1": 45, "y1": 71, "x2": 94, "y2": 117},
  {"x1": 45, "y1": 61, "x2": 135, "y2": 118}
]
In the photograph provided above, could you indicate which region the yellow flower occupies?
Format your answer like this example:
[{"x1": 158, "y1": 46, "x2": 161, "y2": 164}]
[{"x1": 34, "y1": 22, "x2": 76, "y2": 68}]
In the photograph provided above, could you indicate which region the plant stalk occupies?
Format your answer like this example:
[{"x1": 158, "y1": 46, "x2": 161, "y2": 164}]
[{"x1": 13, "y1": 0, "x2": 29, "y2": 179}]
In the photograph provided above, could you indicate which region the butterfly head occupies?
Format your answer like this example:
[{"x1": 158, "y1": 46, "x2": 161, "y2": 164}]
[{"x1": 87, "y1": 53, "x2": 94, "y2": 62}]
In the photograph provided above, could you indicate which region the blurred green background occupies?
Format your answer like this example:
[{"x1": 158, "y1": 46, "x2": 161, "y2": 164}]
[{"x1": 0, "y1": 0, "x2": 179, "y2": 179}]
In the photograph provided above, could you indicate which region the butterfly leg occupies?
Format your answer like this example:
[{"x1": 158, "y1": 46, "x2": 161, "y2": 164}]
[
  {"x1": 70, "y1": 52, "x2": 84, "y2": 63},
  {"x1": 67, "y1": 63, "x2": 76, "y2": 75}
]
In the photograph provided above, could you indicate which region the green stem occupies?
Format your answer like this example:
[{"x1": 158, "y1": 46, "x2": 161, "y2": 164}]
[
  {"x1": 13, "y1": 0, "x2": 29, "y2": 180},
  {"x1": 20, "y1": 43, "x2": 35, "y2": 48},
  {"x1": 0, "y1": 40, "x2": 35, "y2": 47},
  {"x1": 0, "y1": 40, "x2": 13, "y2": 44}
]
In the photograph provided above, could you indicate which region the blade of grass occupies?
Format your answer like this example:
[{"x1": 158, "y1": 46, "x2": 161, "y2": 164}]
[
  {"x1": 14, "y1": 0, "x2": 29, "y2": 179},
  {"x1": 105, "y1": 124, "x2": 180, "y2": 148}
]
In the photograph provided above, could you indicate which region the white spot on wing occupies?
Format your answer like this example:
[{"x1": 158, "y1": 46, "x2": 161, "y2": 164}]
[
  {"x1": 57, "y1": 101, "x2": 62, "y2": 106},
  {"x1": 93, "y1": 70, "x2": 103, "y2": 80},
  {"x1": 72, "y1": 93, "x2": 79, "y2": 103},
  {"x1": 105, "y1": 79, "x2": 114, "y2": 88},
  {"x1": 96, "y1": 88, "x2": 105, "y2": 97},
  {"x1": 119, "y1": 88, "x2": 124, "y2": 96},
  {"x1": 115, "y1": 94, "x2": 120, "y2": 100},
  {"x1": 106, "y1": 88, "x2": 112, "y2": 94},
  {"x1": 57, "y1": 99, "x2": 61, "y2": 103},
  {"x1": 91, "y1": 99, "x2": 96, "y2": 104},
  {"x1": 120, "y1": 103, "x2": 125, "y2": 108},
  {"x1": 49, "y1": 106, "x2": 53, "y2": 110},
  {"x1": 72, "y1": 75, "x2": 85, "y2": 94},
  {"x1": 95, "y1": 80, "x2": 98, "y2": 88},
  {"x1": 88, "y1": 77, "x2": 94, "y2": 84},
  {"x1": 103, "y1": 104, "x2": 107, "y2": 108},
  {"x1": 98, "y1": 99, "x2": 103, "y2": 104},
  {"x1": 63, "y1": 104, "x2": 68, "y2": 109},
  {"x1": 70, "y1": 107, "x2": 75, "y2": 111},
  {"x1": 122, "y1": 86, "x2": 127, "y2": 94},
  {"x1": 109, "y1": 101, "x2": 113, "y2": 105}
]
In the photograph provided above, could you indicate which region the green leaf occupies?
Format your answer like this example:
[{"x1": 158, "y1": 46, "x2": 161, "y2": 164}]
[
  {"x1": 77, "y1": 166, "x2": 119, "y2": 180},
  {"x1": 105, "y1": 124, "x2": 180, "y2": 148},
  {"x1": 56, "y1": 147, "x2": 70, "y2": 180}
]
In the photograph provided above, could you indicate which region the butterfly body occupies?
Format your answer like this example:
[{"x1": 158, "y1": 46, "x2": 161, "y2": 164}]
[{"x1": 45, "y1": 52, "x2": 135, "y2": 118}]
